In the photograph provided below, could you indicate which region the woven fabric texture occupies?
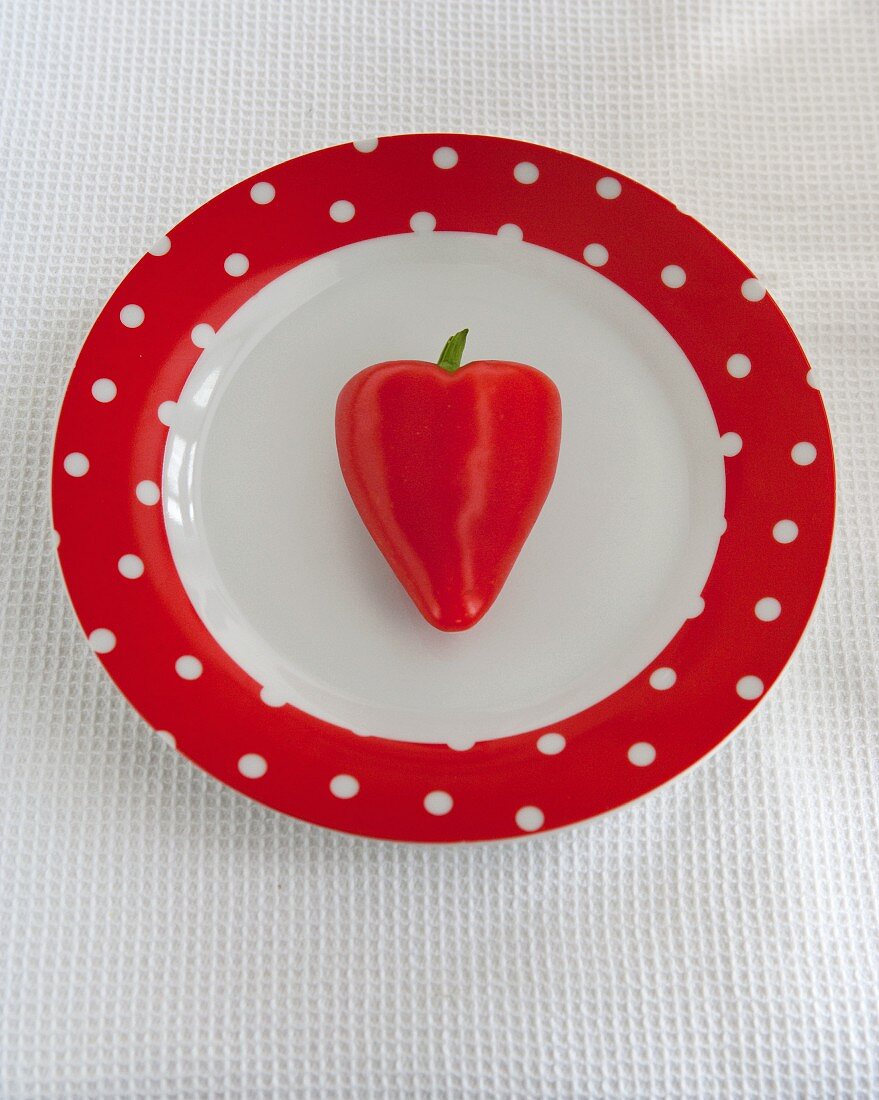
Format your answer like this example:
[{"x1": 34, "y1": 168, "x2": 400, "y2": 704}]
[{"x1": 1, "y1": 1, "x2": 877, "y2": 1097}]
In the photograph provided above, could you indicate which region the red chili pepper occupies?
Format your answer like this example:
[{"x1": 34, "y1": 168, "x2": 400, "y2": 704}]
[{"x1": 336, "y1": 329, "x2": 562, "y2": 631}]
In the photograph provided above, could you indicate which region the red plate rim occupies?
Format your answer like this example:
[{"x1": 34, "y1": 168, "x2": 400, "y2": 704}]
[{"x1": 51, "y1": 133, "x2": 835, "y2": 842}]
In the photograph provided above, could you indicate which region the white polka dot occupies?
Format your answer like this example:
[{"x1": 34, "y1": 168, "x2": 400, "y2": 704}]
[
  {"x1": 51, "y1": 529, "x2": 60, "y2": 549},
  {"x1": 424, "y1": 790, "x2": 453, "y2": 815},
  {"x1": 806, "y1": 369, "x2": 819, "y2": 389},
  {"x1": 628, "y1": 741, "x2": 656, "y2": 766},
  {"x1": 726, "y1": 353, "x2": 751, "y2": 378},
  {"x1": 117, "y1": 554, "x2": 144, "y2": 579},
  {"x1": 330, "y1": 774, "x2": 359, "y2": 799},
  {"x1": 175, "y1": 655, "x2": 202, "y2": 680},
  {"x1": 661, "y1": 265, "x2": 686, "y2": 288},
  {"x1": 720, "y1": 431, "x2": 743, "y2": 456},
  {"x1": 515, "y1": 806, "x2": 544, "y2": 832},
  {"x1": 736, "y1": 675, "x2": 764, "y2": 700},
  {"x1": 155, "y1": 730, "x2": 176, "y2": 748},
  {"x1": 773, "y1": 519, "x2": 799, "y2": 544},
  {"x1": 596, "y1": 176, "x2": 622, "y2": 199},
  {"x1": 513, "y1": 161, "x2": 539, "y2": 184},
  {"x1": 687, "y1": 595, "x2": 705, "y2": 618},
  {"x1": 433, "y1": 146, "x2": 458, "y2": 169},
  {"x1": 719, "y1": 517, "x2": 728, "y2": 535},
  {"x1": 88, "y1": 628, "x2": 116, "y2": 654},
  {"x1": 157, "y1": 401, "x2": 176, "y2": 427},
  {"x1": 536, "y1": 732, "x2": 566, "y2": 755},
  {"x1": 583, "y1": 243, "x2": 608, "y2": 267},
  {"x1": 329, "y1": 200, "x2": 355, "y2": 222},
  {"x1": 649, "y1": 667, "x2": 676, "y2": 690},
  {"x1": 250, "y1": 181, "x2": 275, "y2": 204},
  {"x1": 409, "y1": 211, "x2": 436, "y2": 233},
  {"x1": 63, "y1": 452, "x2": 89, "y2": 477},
  {"x1": 191, "y1": 323, "x2": 215, "y2": 348},
  {"x1": 224, "y1": 253, "x2": 249, "y2": 277},
  {"x1": 741, "y1": 278, "x2": 766, "y2": 301},
  {"x1": 791, "y1": 442, "x2": 817, "y2": 465},
  {"x1": 91, "y1": 378, "x2": 117, "y2": 403},
  {"x1": 147, "y1": 235, "x2": 171, "y2": 256},
  {"x1": 135, "y1": 480, "x2": 160, "y2": 506},
  {"x1": 353, "y1": 138, "x2": 378, "y2": 152},
  {"x1": 119, "y1": 304, "x2": 144, "y2": 328},
  {"x1": 238, "y1": 753, "x2": 267, "y2": 778},
  {"x1": 447, "y1": 736, "x2": 475, "y2": 752},
  {"x1": 497, "y1": 223, "x2": 523, "y2": 240},
  {"x1": 259, "y1": 686, "x2": 286, "y2": 707},
  {"x1": 755, "y1": 597, "x2": 781, "y2": 621}
]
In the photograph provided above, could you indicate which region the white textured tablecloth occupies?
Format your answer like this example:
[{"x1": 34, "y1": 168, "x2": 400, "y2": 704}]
[{"x1": 2, "y1": 1, "x2": 878, "y2": 1097}]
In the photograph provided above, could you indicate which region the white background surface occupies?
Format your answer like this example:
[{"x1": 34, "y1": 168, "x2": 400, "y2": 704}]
[{"x1": 0, "y1": 1, "x2": 877, "y2": 1096}]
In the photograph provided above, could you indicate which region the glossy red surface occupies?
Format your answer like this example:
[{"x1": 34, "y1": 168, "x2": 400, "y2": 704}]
[{"x1": 336, "y1": 358, "x2": 562, "y2": 631}]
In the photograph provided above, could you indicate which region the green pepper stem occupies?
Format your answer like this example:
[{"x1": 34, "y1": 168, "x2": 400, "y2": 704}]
[{"x1": 437, "y1": 329, "x2": 469, "y2": 373}]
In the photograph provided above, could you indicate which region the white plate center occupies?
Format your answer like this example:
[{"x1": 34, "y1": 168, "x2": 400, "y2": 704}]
[{"x1": 164, "y1": 232, "x2": 724, "y2": 743}]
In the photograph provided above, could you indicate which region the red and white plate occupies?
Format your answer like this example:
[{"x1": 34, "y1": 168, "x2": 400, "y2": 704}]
[{"x1": 52, "y1": 134, "x2": 835, "y2": 842}]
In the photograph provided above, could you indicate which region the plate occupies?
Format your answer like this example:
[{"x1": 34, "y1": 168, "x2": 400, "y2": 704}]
[{"x1": 52, "y1": 134, "x2": 835, "y2": 841}]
